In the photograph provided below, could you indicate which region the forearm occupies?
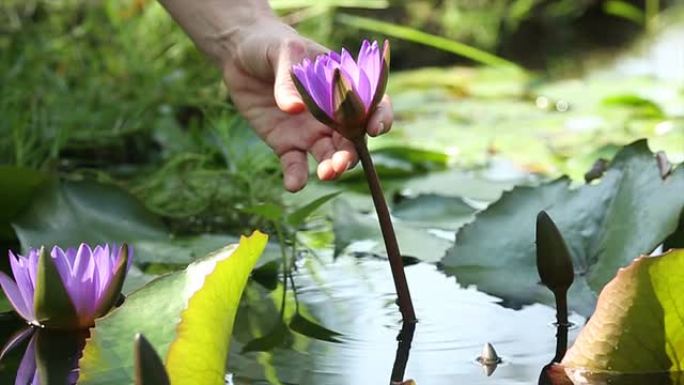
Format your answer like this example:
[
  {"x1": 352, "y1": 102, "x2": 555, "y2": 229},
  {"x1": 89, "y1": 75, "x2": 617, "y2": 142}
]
[{"x1": 157, "y1": 0, "x2": 278, "y2": 66}]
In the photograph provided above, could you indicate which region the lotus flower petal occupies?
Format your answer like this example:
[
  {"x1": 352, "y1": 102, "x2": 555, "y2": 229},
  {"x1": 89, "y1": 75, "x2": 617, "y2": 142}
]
[
  {"x1": 0, "y1": 243, "x2": 133, "y2": 330},
  {"x1": 291, "y1": 39, "x2": 390, "y2": 141},
  {"x1": 0, "y1": 272, "x2": 33, "y2": 322}
]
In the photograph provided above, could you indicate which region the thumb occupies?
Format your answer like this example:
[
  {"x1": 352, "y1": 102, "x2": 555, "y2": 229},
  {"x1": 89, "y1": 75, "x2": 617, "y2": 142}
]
[{"x1": 273, "y1": 38, "x2": 325, "y2": 114}]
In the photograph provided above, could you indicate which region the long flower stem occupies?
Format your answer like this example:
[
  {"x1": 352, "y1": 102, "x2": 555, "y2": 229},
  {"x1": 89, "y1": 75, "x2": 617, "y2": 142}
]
[{"x1": 353, "y1": 138, "x2": 416, "y2": 323}]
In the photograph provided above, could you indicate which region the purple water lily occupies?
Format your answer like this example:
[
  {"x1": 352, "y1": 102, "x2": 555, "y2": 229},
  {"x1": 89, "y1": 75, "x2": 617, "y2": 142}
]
[
  {"x1": 292, "y1": 40, "x2": 417, "y2": 323},
  {"x1": 0, "y1": 244, "x2": 131, "y2": 330},
  {"x1": 291, "y1": 39, "x2": 389, "y2": 140}
]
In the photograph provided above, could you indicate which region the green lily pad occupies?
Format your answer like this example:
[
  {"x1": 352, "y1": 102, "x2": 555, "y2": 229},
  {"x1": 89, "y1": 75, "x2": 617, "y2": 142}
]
[
  {"x1": 9, "y1": 179, "x2": 264, "y2": 280},
  {"x1": 562, "y1": 249, "x2": 684, "y2": 375},
  {"x1": 392, "y1": 194, "x2": 477, "y2": 230},
  {"x1": 0, "y1": 166, "x2": 47, "y2": 241},
  {"x1": 332, "y1": 199, "x2": 452, "y2": 263},
  {"x1": 77, "y1": 232, "x2": 267, "y2": 385},
  {"x1": 12, "y1": 179, "x2": 167, "y2": 251},
  {"x1": 441, "y1": 140, "x2": 684, "y2": 316}
]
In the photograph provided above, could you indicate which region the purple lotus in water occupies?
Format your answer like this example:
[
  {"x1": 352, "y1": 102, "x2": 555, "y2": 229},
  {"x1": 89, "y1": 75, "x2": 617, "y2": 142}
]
[
  {"x1": 0, "y1": 244, "x2": 131, "y2": 330},
  {"x1": 291, "y1": 39, "x2": 389, "y2": 140}
]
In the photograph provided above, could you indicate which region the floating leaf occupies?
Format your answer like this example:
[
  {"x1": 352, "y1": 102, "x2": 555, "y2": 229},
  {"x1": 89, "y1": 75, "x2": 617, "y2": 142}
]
[
  {"x1": 602, "y1": 94, "x2": 664, "y2": 119},
  {"x1": 441, "y1": 141, "x2": 684, "y2": 316},
  {"x1": 392, "y1": 193, "x2": 476, "y2": 230},
  {"x1": 78, "y1": 232, "x2": 267, "y2": 385},
  {"x1": 332, "y1": 199, "x2": 452, "y2": 263},
  {"x1": 12, "y1": 180, "x2": 167, "y2": 251},
  {"x1": 562, "y1": 250, "x2": 684, "y2": 375}
]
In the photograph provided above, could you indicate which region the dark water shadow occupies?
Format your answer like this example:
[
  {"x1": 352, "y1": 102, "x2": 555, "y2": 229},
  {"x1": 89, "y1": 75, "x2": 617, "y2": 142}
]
[
  {"x1": 389, "y1": 321, "x2": 416, "y2": 384},
  {"x1": 0, "y1": 315, "x2": 86, "y2": 385}
]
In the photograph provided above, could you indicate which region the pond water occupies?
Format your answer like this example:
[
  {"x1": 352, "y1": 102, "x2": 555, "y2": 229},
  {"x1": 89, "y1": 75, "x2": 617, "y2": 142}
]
[{"x1": 229, "y1": 254, "x2": 585, "y2": 384}]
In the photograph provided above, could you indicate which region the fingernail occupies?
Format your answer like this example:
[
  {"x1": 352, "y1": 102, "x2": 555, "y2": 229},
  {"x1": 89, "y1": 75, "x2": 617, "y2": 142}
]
[
  {"x1": 376, "y1": 122, "x2": 385, "y2": 135},
  {"x1": 344, "y1": 161, "x2": 351, "y2": 171}
]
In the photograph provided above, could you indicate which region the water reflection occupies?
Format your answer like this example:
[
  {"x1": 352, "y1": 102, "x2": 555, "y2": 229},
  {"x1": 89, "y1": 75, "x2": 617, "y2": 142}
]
[
  {"x1": 538, "y1": 322, "x2": 570, "y2": 385},
  {"x1": 229, "y1": 256, "x2": 586, "y2": 384},
  {"x1": 389, "y1": 322, "x2": 415, "y2": 384},
  {"x1": 0, "y1": 321, "x2": 86, "y2": 385}
]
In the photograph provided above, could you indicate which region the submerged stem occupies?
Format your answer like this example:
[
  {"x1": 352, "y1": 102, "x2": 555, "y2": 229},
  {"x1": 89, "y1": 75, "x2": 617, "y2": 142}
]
[{"x1": 353, "y1": 138, "x2": 416, "y2": 323}]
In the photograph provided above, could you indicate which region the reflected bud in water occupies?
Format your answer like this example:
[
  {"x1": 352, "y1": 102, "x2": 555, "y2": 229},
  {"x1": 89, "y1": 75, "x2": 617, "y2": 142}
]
[
  {"x1": 0, "y1": 244, "x2": 132, "y2": 330},
  {"x1": 291, "y1": 40, "x2": 390, "y2": 141}
]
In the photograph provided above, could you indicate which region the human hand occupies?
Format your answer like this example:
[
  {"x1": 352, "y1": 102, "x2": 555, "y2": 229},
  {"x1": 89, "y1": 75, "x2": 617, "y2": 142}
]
[{"x1": 221, "y1": 18, "x2": 393, "y2": 192}]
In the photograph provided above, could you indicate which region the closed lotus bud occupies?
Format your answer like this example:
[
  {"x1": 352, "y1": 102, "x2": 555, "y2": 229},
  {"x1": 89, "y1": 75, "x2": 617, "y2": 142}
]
[
  {"x1": 292, "y1": 40, "x2": 390, "y2": 141},
  {"x1": 0, "y1": 243, "x2": 132, "y2": 330},
  {"x1": 536, "y1": 211, "x2": 574, "y2": 293}
]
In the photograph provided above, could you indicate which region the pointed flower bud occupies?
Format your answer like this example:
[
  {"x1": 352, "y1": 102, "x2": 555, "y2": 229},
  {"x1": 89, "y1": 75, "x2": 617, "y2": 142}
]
[
  {"x1": 535, "y1": 211, "x2": 574, "y2": 293},
  {"x1": 292, "y1": 39, "x2": 390, "y2": 141},
  {"x1": 0, "y1": 243, "x2": 132, "y2": 330}
]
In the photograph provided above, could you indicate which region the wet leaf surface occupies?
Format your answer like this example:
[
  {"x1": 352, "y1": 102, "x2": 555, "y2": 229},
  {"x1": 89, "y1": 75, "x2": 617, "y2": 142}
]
[{"x1": 441, "y1": 141, "x2": 684, "y2": 316}]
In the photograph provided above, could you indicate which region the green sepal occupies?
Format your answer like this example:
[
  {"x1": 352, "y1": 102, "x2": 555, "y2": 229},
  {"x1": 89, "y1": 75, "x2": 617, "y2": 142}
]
[
  {"x1": 332, "y1": 68, "x2": 367, "y2": 140},
  {"x1": 369, "y1": 39, "x2": 390, "y2": 111},
  {"x1": 291, "y1": 71, "x2": 335, "y2": 126},
  {"x1": 34, "y1": 246, "x2": 80, "y2": 329},
  {"x1": 134, "y1": 333, "x2": 170, "y2": 385},
  {"x1": 536, "y1": 211, "x2": 575, "y2": 293},
  {"x1": 95, "y1": 243, "x2": 129, "y2": 318}
]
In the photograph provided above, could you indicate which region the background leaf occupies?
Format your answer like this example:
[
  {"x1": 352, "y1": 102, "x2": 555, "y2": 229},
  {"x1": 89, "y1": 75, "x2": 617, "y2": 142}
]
[
  {"x1": 12, "y1": 180, "x2": 167, "y2": 251},
  {"x1": 287, "y1": 192, "x2": 341, "y2": 228},
  {"x1": 392, "y1": 194, "x2": 476, "y2": 230},
  {"x1": 332, "y1": 199, "x2": 452, "y2": 263},
  {"x1": 0, "y1": 166, "x2": 47, "y2": 241}
]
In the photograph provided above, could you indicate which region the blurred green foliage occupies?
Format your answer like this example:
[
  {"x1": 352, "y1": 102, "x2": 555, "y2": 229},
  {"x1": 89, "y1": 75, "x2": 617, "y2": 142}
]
[
  {"x1": 0, "y1": 0, "x2": 281, "y2": 234},
  {"x1": 0, "y1": 0, "x2": 677, "y2": 237}
]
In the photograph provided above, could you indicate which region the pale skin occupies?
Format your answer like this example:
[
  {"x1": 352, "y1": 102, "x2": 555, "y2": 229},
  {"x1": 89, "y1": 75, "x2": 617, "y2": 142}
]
[{"x1": 157, "y1": 0, "x2": 393, "y2": 192}]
